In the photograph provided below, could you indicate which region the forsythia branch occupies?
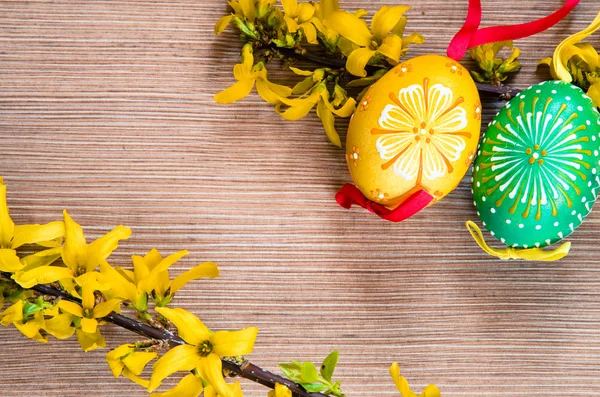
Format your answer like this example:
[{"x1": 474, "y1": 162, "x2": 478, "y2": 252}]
[{"x1": 0, "y1": 271, "x2": 325, "y2": 397}]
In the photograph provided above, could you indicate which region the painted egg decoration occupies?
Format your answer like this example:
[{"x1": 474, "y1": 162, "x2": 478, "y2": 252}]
[
  {"x1": 346, "y1": 54, "x2": 482, "y2": 208},
  {"x1": 473, "y1": 81, "x2": 600, "y2": 248}
]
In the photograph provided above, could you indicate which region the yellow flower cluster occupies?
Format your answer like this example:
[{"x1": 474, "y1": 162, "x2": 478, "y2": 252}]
[
  {"x1": 213, "y1": 0, "x2": 423, "y2": 147},
  {"x1": 539, "y1": 12, "x2": 600, "y2": 107},
  {"x1": 0, "y1": 178, "x2": 257, "y2": 397},
  {"x1": 469, "y1": 41, "x2": 521, "y2": 85}
]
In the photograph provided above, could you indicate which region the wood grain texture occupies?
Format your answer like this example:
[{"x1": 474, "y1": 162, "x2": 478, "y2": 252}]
[{"x1": 1, "y1": 1, "x2": 600, "y2": 396}]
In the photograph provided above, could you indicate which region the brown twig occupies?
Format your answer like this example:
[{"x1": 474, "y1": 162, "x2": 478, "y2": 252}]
[
  {"x1": 274, "y1": 46, "x2": 520, "y2": 98},
  {"x1": 0, "y1": 272, "x2": 323, "y2": 397}
]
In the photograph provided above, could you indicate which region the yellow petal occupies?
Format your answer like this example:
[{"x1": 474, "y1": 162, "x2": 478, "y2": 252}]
[
  {"x1": 81, "y1": 282, "x2": 95, "y2": 309},
  {"x1": 155, "y1": 307, "x2": 211, "y2": 345},
  {"x1": 123, "y1": 351, "x2": 158, "y2": 375},
  {"x1": 277, "y1": 89, "x2": 321, "y2": 121},
  {"x1": 132, "y1": 255, "x2": 151, "y2": 282},
  {"x1": 227, "y1": 0, "x2": 243, "y2": 16},
  {"x1": 106, "y1": 344, "x2": 134, "y2": 377},
  {"x1": 80, "y1": 317, "x2": 98, "y2": 334},
  {"x1": 296, "y1": 3, "x2": 314, "y2": 22},
  {"x1": 0, "y1": 182, "x2": 15, "y2": 248},
  {"x1": 315, "y1": 0, "x2": 339, "y2": 20},
  {"x1": 20, "y1": 247, "x2": 62, "y2": 272},
  {"x1": 206, "y1": 382, "x2": 243, "y2": 397},
  {"x1": 196, "y1": 354, "x2": 232, "y2": 397},
  {"x1": 57, "y1": 300, "x2": 84, "y2": 318},
  {"x1": 170, "y1": 261, "x2": 219, "y2": 294},
  {"x1": 76, "y1": 328, "x2": 106, "y2": 352},
  {"x1": 139, "y1": 250, "x2": 188, "y2": 295},
  {"x1": 43, "y1": 313, "x2": 74, "y2": 339},
  {"x1": 283, "y1": 15, "x2": 299, "y2": 33},
  {"x1": 326, "y1": 11, "x2": 372, "y2": 47},
  {"x1": 86, "y1": 225, "x2": 132, "y2": 272},
  {"x1": 93, "y1": 298, "x2": 122, "y2": 318},
  {"x1": 11, "y1": 221, "x2": 64, "y2": 250},
  {"x1": 214, "y1": 78, "x2": 256, "y2": 104},
  {"x1": 392, "y1": 15, "x2": 407, "y2": 37},
  {"x1": 353, "y1": 9, "x2": 368, "y2": 18},
  {"x1": 0, "y1": 249, "x2": 24, "y2": 272},
  {"x1": 300, "y1": 22, "x2": 318, "y2": 44},
  {"x1": 256, "y1": 78, "x2": 291, "y2": 105},
  {"x1": 99, "y1": 261, "x2": 139, "y2": 303},
  {"x1": 211, "y1": 326, "x2": 259, "y2": 358},
  {"x1": 13, "y1": 265, "x2": 74, "y2": 289},
  {"x1": 346, "y1": 47, "x2": 376, "y2": 77},
  {"x1": 281, "y1": 0, "x2": 298, "y2": 17},
  {"x1": 0, "y1": 300, "x2": 23, "y2": 326},
  {"x1": 143, "y1": 248, "x2": 164, "y2": 271},
  {"x1": 122, "y1": 368, "x2": 151, "y2": 389},
  {"x1": 401, "y1": 33, "x2": 425, "y2": 50},
  {"x1": 289, "y1": 67, "x2": 314, "y2": 76},
  {"x1": 15, "y1": 316, "x2": 47, "y2": 343},
  {"x1": 316, "y1": 99, "x2": 341, "y2": 147},
  {"x1": 389, "y1": 362, "x2": 419, "y2": 397},
  {"x1": 377, "y1": 34, "x2": 403, "y2": 62},
  {"x1": 148, "y1": 344, "x2": 201, "y2": 392},
  {"x1": 553, "y1": 12, "x2": 600, "y2": 82},
  {"x1": 269, "y1": 383, "x2": 292, "y2": 397},
  {"x1": 371, "y1": 6, "x2": 410, "y2": 41},
  {"x1": 238, "y1": 0, "x2": 256, "y2": 21},
  {"x1": 337, "y1": 36, "x2": 358, "y2": 57},
  {"x1": 215, "y1": 15, "x2": 233, "y2": 35},
  {"x1": 61, "y1": 210, "x2": 88, "y2": 272},
  {"x1": 234, "y1": 44, "x2": 255, "y2": 81},
  {"x1": 421, "y1": 384, "x2": 441, "y2": 397},
  {"x1": 150, "y1": 373, "x2": 204, "y2": 397},
  {"x1": 324, "y1": 97, "x2": 356, "y2": 118},
  {"x1": 587, "y1": 83, "x2": 600, "y2": 108}
]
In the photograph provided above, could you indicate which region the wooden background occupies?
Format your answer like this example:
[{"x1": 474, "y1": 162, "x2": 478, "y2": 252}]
[{"x1": 1, "y1": 1, "x2": 600, "y2": 396}]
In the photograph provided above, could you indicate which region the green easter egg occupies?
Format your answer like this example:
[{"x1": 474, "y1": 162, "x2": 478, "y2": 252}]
[{"x1": 473, "y1": 81, "x2": 600, "y2": 248}]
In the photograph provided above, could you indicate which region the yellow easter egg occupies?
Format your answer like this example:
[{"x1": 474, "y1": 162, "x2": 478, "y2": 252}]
[{"x1": 346, "y1": 54, "x2": 482, "y2": 208}]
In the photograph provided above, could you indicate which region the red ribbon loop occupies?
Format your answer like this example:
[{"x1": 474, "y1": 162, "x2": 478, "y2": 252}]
[
  {"x1": 335, "y1": 184, "x2": 434, "y2": 223},
  {"x1": 447, "y1": 0, "x2": 580, "y2": 60}
]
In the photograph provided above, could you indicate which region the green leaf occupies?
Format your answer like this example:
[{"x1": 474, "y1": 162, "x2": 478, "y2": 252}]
[
  {"x1": 279, "y1": 360, "x2": 320, "y2": 384},
  {"x1": 320, "y1": 350, "x2": 338, "y2": 381},
  {"x1": 279, "y1": 362, "x2": 303, "y2": 382},
  {"x1": 299, "y1": 361, "x2": 320, "y2": 383},
  {"x1": 301, "y1": 382, "x2": 328, "y2": 393}
]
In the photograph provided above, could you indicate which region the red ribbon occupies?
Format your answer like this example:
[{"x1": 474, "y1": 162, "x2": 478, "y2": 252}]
[
  {"x1": 335, "y1": 184, "x2": 434, "y2": 222},
  {"x1": 447, "y1": 0, "x2": 580, "y2": 60}
]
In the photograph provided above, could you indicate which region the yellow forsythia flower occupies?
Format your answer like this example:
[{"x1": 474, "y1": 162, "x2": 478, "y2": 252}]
[
  {"x1": 13, "y1": 210, "x2": 131, "y2": 289},
  {"x1": 57, "y1": 281, "x2": 122, "y2": 335},
  {"x1": 214, "y1": 44, "x2": 292, "y2": 105},
  {"x1": 276, "y1": 80, "x2": 355, "y2": 147},
  {"x1": 539, "y1": 12, "x2": 600, "y2": 107},
  {"x1": 0, "y1": 299, "x2": 24, "y2": 326},
  {"x1": 390, "y1": 363, "x2": 440, "y2": 397},
  {"x1": 470, "y1": 41, "x2": 521, "y2": 84},
  {"x1": 0, "y1": 177, "x2": 64, "y2": 273},
  {"x1": 281, "y1": 0, "x2": 318, "y2": 44},
  {"x1": 0, "y1": 300, "x2": 74, "y2": 342},
  {"x1": 268, "y1": 383, "x2": 292, "y2": 397},
  {"x1": 326, "y1": 6, "x2": 423, "y2": 76},
  {"x1": 107, "y1": 344, "x2": 157, "y2": 388},
  {"x1": 111, "y1": 248, "x2": 219, "y2": 308},
  {"x1": 76, "y1": 327, "x2": 105, "y2": 352},
  {"x1": 148, "y1": 307, "x2": 258, "y2": 397}
]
